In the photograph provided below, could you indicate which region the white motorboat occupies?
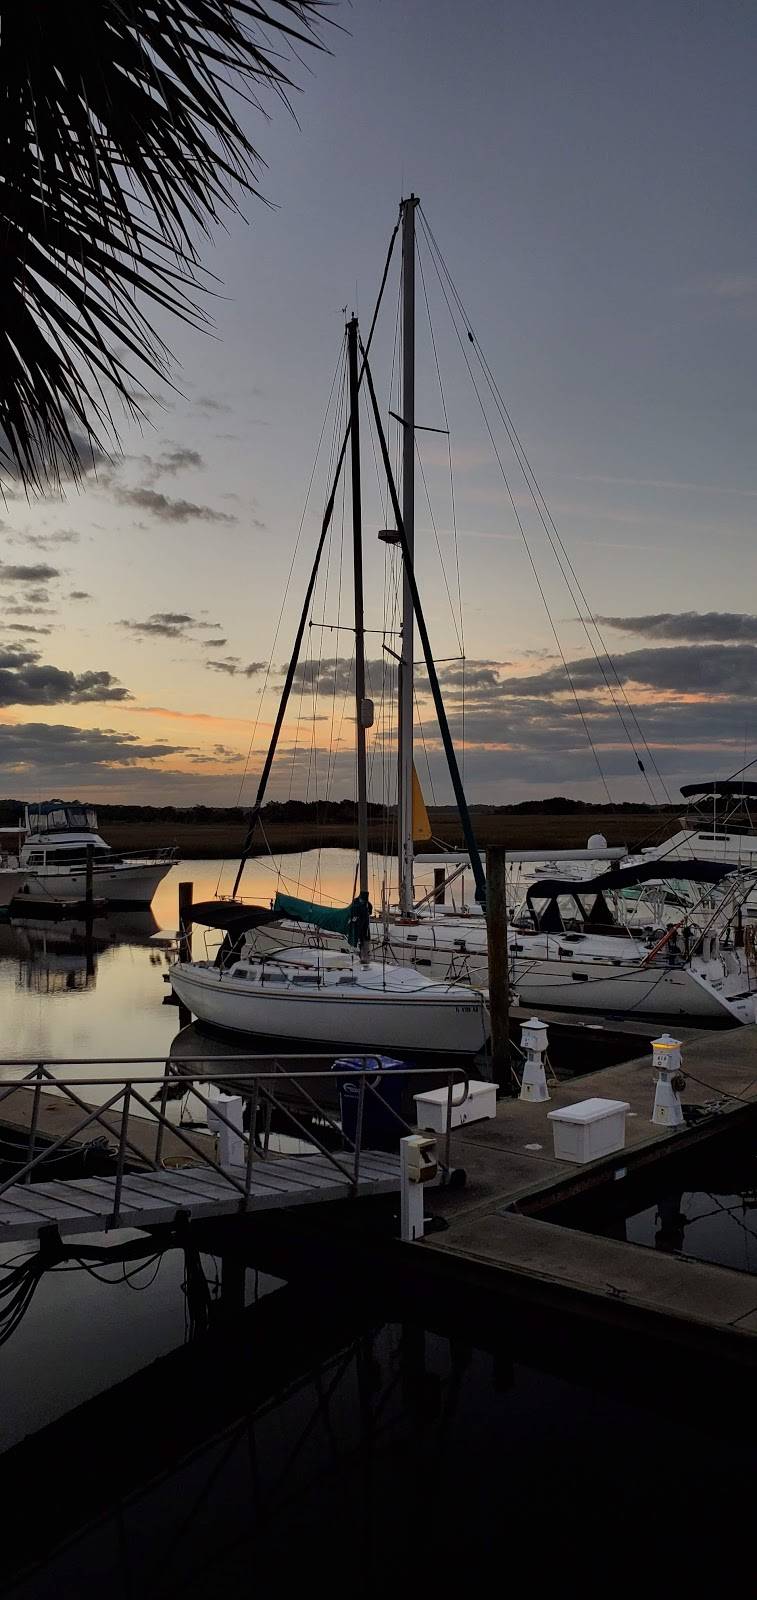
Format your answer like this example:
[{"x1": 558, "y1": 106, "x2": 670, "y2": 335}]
[
  {"x1": 171, "y1": 933, "x2": 487, "y2": 1053},
  {"x1": 638, "y1": 783, "x2": 757, "y2": 918},
  {"x1": 7, "y1": 801, "x2": 176, "y2": 907},
  {"x1": 0, "y1": 865, "x2": 31, "y2": 908}
]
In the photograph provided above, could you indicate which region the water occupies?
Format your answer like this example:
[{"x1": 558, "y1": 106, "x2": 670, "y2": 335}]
[{"x1": 548, "y1": 1124, "x2": 757, "y2": 1275}]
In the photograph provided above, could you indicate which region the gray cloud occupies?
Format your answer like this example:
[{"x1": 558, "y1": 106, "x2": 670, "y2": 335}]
[
  {"x1": 4, "y1": 604, "x2": 56, "y2": 616},
  {"x1": 0, "y1": 562, "x2": 59, "y2": 582},
  {"x1": 494, "y1": 643, "x2": 757, "y2": 699},
  {"x1": 121, "y1": 612, "x2": 222, "y2": 639},
  {"x1": 6, "y1": 624, "x2": 52, "y2": 635},
  {"x1": 0, "y1": 722, "x2": 184, "y2": 774},
  {"x1": 0, "y1": 644, "x2": 130, "y2": 706},
  {"x1": 597, "y1": 612, "x2": 757, "y2": 643},
  {"x1": 155, "y1": 447, "x2": 204, "y2": 475},
  {"x1": 6, "y1": 529, "x2": 80, "y2": 552},
  {"x1": 24, "y1": 589, "x2": 50, "y2": 604},
  {"x1": 113, "y1": 485, "x2": 235, "y2": 525},
  {"x1": 69, "y1": 591, "x2": 92, "y2": 601},
  {"x1": 202, "y1": 638, "x2": 229, "y2": 648},
  {"x1": 195, "y1": 396, "x2": 231, "y2": 415},
  {"x1": 206, "y1": 657, "x2": 265, "y2": 678}
]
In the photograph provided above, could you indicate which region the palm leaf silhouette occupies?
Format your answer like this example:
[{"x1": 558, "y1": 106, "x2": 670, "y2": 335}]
[{"x1": 0, "y1": 2, "x2": 328, "y2": 490}]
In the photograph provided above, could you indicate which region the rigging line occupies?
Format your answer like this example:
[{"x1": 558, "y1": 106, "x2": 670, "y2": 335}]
[
  {"x1": 419, "y1": 208, "x2": 670, "y2": 809},
  {"x1": 414, "y1": 436, "x2": 464, "y2": 655},
  {"x1": 235, "y1": 342, "x2": 343, "y2": 809},
  {"x1": 414, "y1": 683, "x2": 439, "y2": 806},
  {"x1": 214, "y1": 339, "x2": 345, "y2": 896},
  {"x1": 232, "y1": 213, "x2": 401, "y2": 897},
  {"x1": 416, "y1": 217, "x2": 613, "y2": 807},
  {"x1": 361, "y1": 342, "x2": 488, "y2": 905},
  {"x1": 416, "y1": 241, "x2": 465, "y2": 654}
]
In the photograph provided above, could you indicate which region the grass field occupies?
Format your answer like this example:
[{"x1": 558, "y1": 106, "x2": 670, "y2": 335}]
[{"x1": 107, "y1": 809, "x2": 678, "y2": 860}]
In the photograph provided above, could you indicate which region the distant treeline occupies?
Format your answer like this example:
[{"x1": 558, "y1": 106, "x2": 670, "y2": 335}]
[{"x1": 0, "y1": 794, "x2": 677, "y2": 827}]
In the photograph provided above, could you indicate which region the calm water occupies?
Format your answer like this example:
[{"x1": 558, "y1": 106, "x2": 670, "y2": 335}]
[
  {"x1": 550, "y1": 1126, "x2": 757, "y2": 1275},
  {"x1": 2, "y1": 855, "x2": 757, "y2": 1594}
]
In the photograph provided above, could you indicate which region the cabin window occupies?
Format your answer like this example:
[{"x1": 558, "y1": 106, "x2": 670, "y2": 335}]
[
  {"x1": 698, "y1": 832, "x2": 730, "y2": 842},
  {"x1": 571, "y1": 972, "x2": 589, "y2": 982}
]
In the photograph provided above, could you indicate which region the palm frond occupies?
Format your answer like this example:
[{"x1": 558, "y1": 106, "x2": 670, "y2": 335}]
[{"x1": 0, "y1": 1, "x2": 330, "y2": 490}]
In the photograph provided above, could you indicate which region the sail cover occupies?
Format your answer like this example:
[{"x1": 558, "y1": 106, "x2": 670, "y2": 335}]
[
  {"x1": 680, "y1": 781, "x2": 757, "y2": 799},
  {"x1": 526, "y1": 857, "x2": 734, "y2": 907},
  {"x1": 273, "y1": 891, "x2": 371, "y2": 948}
]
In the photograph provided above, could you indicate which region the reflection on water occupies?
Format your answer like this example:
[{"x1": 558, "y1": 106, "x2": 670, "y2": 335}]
[
  {"x1": 0, "y1": 855, "x2": 356, "y2": 1070},
  {"x1": 548, "y1": 1129, "x2": 757, "y2": 1276},
  {"x1": 4, "y1": 1271, "x2": 757, "y2": 1597}
]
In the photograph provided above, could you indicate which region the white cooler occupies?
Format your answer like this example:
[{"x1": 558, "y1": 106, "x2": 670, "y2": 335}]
[
  {"x1": 547, "y1": 1097, "x2": 630, "y2": 1164},
  {"x1": 414, "y1": 1079, "x2": 496, "y2": 1133}
]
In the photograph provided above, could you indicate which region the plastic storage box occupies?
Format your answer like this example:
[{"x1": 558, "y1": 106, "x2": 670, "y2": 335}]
[
  {"x1": 413, "y1": 1079, "x2": 496, "y2": 1133},
  {"x1": 547, "y1": 1097, "x2": 630, "y2": 1163}
]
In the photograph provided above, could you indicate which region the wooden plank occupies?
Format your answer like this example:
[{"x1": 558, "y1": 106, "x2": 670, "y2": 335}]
[
  {"x1": 15, "y1": 1181, "x2": 114, "y2": 1221},
  {"x1": 121, "y1": 1171, "x2": 241, "y2": 1206},
  {"x1": 0, "y1": 1185, "x2": 99, "y2": 1223},
  {"x1": 71, "y1": 1176, "x2": 172, "y2": 1214}
]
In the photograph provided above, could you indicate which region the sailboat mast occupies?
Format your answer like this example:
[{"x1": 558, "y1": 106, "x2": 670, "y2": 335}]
[
  {"x1": 347, "y1": 317, "x2": 369, "y2": 902},
  {"x1": 398, "y1": 193, "x2": 418, "y2": 914}
]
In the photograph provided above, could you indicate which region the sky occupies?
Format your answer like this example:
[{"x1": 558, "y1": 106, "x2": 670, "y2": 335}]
[{"x1": 2, "y1": 0, "x2": 757, "y2": 811}]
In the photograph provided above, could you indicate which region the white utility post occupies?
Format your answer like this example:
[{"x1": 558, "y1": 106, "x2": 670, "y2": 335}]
[
  {"x1": 651, "y1": 1035, "x2": 685, "y2": 1127},
  {"x1": 206, "y1": 1090, "x2": 246, "y2": 1168},
  {"x1": 519, "y1": 1017, "x2": 550, "y2": 1102},
  {"x1": 400, "y1": 1132, "x2": 437, "y2": 1241}
]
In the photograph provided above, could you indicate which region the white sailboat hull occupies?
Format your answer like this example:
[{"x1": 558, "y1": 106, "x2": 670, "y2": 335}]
[
  {"x1": 268, "y1": 919, "x2": 753, "y2": 1025},
  {"x1": 385, "y1": 928, "x2": 752, "y2": 1023},
  {"x1": 170, "y1": 960, "x2": 488, "y2": 1054}
]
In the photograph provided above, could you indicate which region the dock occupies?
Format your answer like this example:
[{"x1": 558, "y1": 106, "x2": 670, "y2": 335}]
[
  {"x1": 0, "y1": 1151, "x2": 401, "y2": 1243},
  {"x1": 237, "y1": 1027, "x2": 757, "y2": 1362}
]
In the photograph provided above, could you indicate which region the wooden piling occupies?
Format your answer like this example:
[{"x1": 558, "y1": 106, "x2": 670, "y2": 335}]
[
  {"x1": 486, "y1": 846, "x2": 510, "y2": 1083},
  {"x1": 85, "y1": 843, "x2": 94, "y2": 912},
  {"x1": 178, "y1": 881, "x2": 193, "y2": 960}
]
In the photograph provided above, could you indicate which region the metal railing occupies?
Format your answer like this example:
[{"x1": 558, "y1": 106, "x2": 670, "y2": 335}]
[{"x1": 0, "y1": 1055, "x2": 471, "y2": 1227}]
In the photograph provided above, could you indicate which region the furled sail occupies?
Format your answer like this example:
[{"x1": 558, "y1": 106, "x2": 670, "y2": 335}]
[
  {"x1": 412, "y1": 765, "x2": 432, "y2": 842},
  {"x1": 273, "y1": 891, "x2": 372, "y2": 948}
]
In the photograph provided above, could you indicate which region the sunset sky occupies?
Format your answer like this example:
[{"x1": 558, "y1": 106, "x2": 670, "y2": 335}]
[{"x1": 2, "y1": 0, "x2": 757, "y2": 810}]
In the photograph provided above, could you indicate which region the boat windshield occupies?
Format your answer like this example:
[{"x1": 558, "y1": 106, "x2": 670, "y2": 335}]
[{"x1": 27, "y1": 802, "x2": 99, "y2": 835}]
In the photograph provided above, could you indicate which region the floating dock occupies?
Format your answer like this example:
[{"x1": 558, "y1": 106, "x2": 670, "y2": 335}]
[{"x1": 239, "y1": 1026, "x2": 757, "y2": 1362}]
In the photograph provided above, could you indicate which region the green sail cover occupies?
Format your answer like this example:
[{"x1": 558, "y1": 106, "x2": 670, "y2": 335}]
[{"x1": 273, "y1": 891, "x2": 372, "y2": 949}]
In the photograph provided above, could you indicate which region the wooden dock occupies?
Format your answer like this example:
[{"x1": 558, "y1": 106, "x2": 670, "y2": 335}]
[{"x1": 0, "y1": 1150, "x2": 401, "y2": 1242}]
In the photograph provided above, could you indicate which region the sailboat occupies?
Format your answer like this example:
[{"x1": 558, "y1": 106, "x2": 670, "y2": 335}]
[
  {"x1": 259, "y1": 195, "x2": 757, "y2": 1030},
  {"x1": 169, "y1": 315, "x2": 489, "y2": 1055}
]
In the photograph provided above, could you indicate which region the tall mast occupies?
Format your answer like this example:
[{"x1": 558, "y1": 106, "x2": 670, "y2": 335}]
[
  {"x1": 398, "y1": 193, "x2": 418, "y2": 913},
  {"x1": 347, "y1": 316, "x2": 369, "y2": 907}
]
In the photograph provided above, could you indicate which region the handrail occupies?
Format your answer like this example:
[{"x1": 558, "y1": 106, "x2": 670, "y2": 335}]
[{"x1": 0, "y1": 1055, "x2": 471, "y2": 1220}]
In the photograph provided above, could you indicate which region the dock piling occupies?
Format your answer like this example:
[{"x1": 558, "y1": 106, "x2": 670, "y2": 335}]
[
  {"x1": 178, "y1": 881, "x2": 193, "y2": 960},
  {"x1": 486, "y1": 846, "x2": 510, "y2": 1082}
]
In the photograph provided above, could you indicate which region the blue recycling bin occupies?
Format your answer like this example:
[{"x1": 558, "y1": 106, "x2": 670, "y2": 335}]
[{"x1": 333, "y1": 1056, "x2": 409, "y2": 1150}]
